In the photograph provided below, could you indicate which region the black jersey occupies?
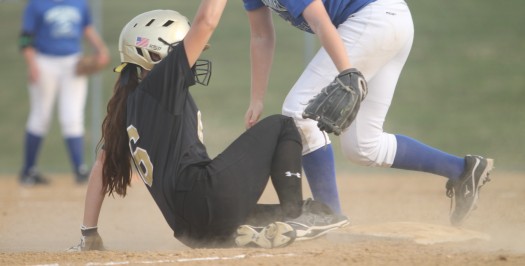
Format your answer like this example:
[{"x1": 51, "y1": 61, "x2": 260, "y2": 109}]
[{"x1": 126, "y1": 42, "x2": 211, "y2": 232}]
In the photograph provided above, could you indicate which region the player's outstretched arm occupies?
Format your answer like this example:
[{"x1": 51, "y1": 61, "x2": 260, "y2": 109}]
[
  {"x1": 68, "y1": 151, "x2": 107, "y2": 251},
  {"x1": 184, "y1": 0, "x2": 227, "y2": 67},
  {"x1": 244, "y1": 7, "x2": 275, "y2": 128},
  {"x1": 83, "y1": 151, "x2": 106, "y2": 228}
]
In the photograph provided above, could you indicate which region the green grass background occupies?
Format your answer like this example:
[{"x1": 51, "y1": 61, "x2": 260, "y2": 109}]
[{"x1": 0, "y1": 0, "x2": 523, "y2": 176}]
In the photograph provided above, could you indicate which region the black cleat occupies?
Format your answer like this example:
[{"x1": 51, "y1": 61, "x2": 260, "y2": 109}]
[{"x1": 446, "y1": 155, "x2": 494, "y2": 226}]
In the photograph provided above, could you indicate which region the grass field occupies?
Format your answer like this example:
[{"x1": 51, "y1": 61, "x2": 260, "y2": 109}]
[{"x1": 0, "y1": 0, "x2": 523, "y2": 175}]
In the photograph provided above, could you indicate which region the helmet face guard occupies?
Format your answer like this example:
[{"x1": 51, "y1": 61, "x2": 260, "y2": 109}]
[
  {"x1": 193, "y1": 59, "x2": 212, "y2": 86},
  {"x1": 159, "y1": 38, "x2": 213, "y2": 87}
]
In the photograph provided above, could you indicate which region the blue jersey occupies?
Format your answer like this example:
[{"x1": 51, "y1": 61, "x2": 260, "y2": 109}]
[
  {"x1": 21, "y1": 0, "x2": 92, "y2": 56},
  {"x1": 243, "y1": 0, "x2": 376, "y2": 33}
]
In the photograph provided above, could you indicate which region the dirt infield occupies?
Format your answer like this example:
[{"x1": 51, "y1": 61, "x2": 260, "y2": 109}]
[{"x1": 1, "y1": 171, "x2": 524, "y2": 265}]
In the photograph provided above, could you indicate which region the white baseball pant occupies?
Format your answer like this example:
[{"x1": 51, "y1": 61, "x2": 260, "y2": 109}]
[
  {"x1": 26, "y1": 53, "x2": 88, "y2": 137},
  {"x1": 282, "y1": 0, "x2": 414, "y2": 167}
]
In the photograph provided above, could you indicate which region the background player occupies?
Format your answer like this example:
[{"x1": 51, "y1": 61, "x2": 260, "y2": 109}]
[
  {"x1": 19, "y1": 0, "x2": 109, "y2": 185},
  {"x1": 242, "y1": 0, "x2": 494, "y2": 225},
  {"x1": 69, "y1": 6, "x2": 347, "y2": 250}
]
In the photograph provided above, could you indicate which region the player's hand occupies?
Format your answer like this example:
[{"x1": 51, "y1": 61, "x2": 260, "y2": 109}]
[
  {"x1": 96, "y1": 50, "x2": 110, "y2": 69},
  {"x1": 244, "y1": 101, "x2": 264, "y2": 129},
  {"x1": 66, "y1": 226, "x2": 105, "y2": 252},
  {"x1": 28, "y1": 63, "x2": 39, "y2": 84}
]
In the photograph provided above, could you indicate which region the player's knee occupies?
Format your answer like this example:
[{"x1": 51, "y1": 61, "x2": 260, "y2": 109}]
[
  {"x1": 292, "y1": 119, "x2": 332, "y2": 155},
  {"x1": 282, "y1": 106, "x2": 301, "y2": 120},
  {"x1": 60, "y1": 121, "x2": 84, "y2": 137},
  {"x1": 341, "y1": 143, "x2": 381, "y2": 167},
  {"x1": 27, "y1": 118, "x2": 51, "y2": 135}
]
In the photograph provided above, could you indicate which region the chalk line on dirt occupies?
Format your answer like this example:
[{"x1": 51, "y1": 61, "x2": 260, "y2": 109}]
[{"x1": 32, "y1": 252, "x2": 297, "y2": 266}]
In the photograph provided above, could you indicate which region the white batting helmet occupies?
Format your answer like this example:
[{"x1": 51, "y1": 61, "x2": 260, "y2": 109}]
[{"x1": 115, "y1": 9, "x2": 190, "y2": 72}]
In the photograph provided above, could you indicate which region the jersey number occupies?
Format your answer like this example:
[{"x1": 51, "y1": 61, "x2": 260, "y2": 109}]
[{"x1": 127, "y1": 125, "x2": 154, "y2": 187}]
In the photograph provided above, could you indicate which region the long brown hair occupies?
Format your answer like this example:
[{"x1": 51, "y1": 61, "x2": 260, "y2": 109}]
[{"x1": 97, "y1": 64, "x2": 140, "y2": 197}]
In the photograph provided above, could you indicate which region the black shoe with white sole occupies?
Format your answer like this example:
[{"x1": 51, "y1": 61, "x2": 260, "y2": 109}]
[
  {"x1": 286, "y1": 198, "x2": 350, "y2": 241},
  {"x1": 446, "y1": 155, "x2": 494, "y2": 226}
]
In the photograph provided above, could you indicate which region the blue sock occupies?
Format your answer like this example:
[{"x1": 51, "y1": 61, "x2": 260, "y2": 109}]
[
  {"x1": 302, "y1": 144, "x2": 342, "y2": 213},
  {"x1": 22, "y1": 131, "x2": 43, "y2": 175},
  {"x1": 392, "y1": 135, "x2": 465, "y2": 180},
  {"x1": 65, "y1": 136, "x2": 84, "y2": 172}
]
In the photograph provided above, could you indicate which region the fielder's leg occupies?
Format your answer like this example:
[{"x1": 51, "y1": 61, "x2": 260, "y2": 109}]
[{"x1": 302, "y1": 145, "x2": 342, "y2": 214}]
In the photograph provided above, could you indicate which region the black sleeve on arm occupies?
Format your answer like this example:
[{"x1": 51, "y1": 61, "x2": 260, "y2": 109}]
[{"x1": 19, "y1": 31, "x2": 34, "y2": 50}]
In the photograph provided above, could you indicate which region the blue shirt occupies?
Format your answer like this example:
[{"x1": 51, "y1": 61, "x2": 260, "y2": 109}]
[
  {"x1": 21, "y1": 0, "x2": 92, "y2": 56},
  {"x1": 243, "y1": 0, "x2": 376, "y2": 33}
]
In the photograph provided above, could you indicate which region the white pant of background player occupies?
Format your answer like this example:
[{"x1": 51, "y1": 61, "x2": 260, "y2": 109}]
[
  {"x1": 283, "y1": 0, "x2": 414, "y2": 167},
  {"x1": 27, "y1": 53, "x2": 87, "y2": 137}
]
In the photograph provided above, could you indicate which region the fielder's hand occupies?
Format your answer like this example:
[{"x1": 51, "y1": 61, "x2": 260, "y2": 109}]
[
  {"x1": 67, "y1": 226, "x2": 105, "y2": 252},
  {"x1": 75, "y1": 55, "x2": 108, "y2": 76},
  {"x1": 302, "y1": 68, "x2": 368, "y2": 135}
]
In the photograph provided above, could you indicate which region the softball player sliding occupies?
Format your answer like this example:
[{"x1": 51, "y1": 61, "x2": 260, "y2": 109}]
[
  {"x1": 19, "y1": 0, "x2": 109, "y2": 185},
  {"x1": 69, "y1": 6, "x2": 348, "y2": 251},
  {"x1": 242, "y1": 0, "x2": 494, "y2": 225}
]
